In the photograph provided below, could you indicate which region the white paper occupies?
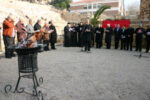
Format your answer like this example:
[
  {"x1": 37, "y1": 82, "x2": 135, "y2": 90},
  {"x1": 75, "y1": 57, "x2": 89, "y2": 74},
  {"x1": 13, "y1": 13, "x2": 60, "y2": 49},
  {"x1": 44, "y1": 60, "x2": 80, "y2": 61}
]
[{"x1": 35, "y1": 30, "x2": 40, "y2": 33}]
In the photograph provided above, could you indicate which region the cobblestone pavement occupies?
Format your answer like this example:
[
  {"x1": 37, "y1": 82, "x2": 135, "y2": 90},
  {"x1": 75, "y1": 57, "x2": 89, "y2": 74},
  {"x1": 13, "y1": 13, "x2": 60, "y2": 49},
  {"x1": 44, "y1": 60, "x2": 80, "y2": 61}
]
[{"x1": 0, "y1": 46, "x2": 150, "y2": 100}]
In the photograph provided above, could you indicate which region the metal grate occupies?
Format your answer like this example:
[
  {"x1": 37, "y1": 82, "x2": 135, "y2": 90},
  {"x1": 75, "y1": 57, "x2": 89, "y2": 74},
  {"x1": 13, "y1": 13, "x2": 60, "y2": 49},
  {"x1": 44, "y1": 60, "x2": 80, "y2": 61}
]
[{"x1": 18, "y1": 53, "x2": 38, "y2": 73}]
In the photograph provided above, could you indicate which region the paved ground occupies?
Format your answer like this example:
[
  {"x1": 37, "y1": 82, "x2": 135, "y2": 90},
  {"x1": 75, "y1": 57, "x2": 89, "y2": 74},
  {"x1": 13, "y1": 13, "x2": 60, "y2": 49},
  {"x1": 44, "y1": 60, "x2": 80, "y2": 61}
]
[{"x1": 0, "y1": 46, "x2": 150, "y2": 100}]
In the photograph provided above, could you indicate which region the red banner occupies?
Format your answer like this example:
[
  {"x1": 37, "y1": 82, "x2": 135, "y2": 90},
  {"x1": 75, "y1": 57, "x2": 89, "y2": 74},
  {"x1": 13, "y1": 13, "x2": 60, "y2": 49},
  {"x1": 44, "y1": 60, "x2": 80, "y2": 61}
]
[{"x1": 102, "y1": 20, "x2": 130, "y2": 28}]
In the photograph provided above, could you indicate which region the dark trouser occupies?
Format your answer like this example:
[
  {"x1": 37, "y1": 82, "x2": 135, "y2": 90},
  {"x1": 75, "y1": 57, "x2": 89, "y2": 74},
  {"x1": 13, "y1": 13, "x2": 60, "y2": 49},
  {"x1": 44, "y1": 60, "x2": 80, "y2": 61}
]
[
  {"x1": 136, "y1": 39, "x2": 142, "y2": 52},
  {"x1": 126, "y1": 37, "x2": 133, "y2": 51},
  {"x1": 91, "y1": 39, "x2": 95, "y2": 47},
  {"x1": 115, "y1": 39, "x2": 119, "y2": 49},
  {"x1": 3, "y1": 35, "x2": 14, "y2": 58},
  {"x1": 121, "y1": 38, "x2": 126, "y2": 50},
  {"x1": 96, "y1": 41, "x2": 102, "y2": 48},
  {"x1": 146, "y1": 40, "x2": 150, "y2": 52},
  {"x1": 106, "y1": 42, "x2": 111, "y2": 49},
  {"x1": 51, "y1": 42, "x2": 56, "y2": 49},
  {"x1": 43, "y1": 40, "x2": 49, "y2": 51},
  {"x1": 79, "y1": 38, "x2": 84, "y2": 47},
  {"x1": 96, "y1": 43, "x2": 100, "y2": 48},
  {"x1": 85, "y1": 41, "x2": 91, "y2": 51}
]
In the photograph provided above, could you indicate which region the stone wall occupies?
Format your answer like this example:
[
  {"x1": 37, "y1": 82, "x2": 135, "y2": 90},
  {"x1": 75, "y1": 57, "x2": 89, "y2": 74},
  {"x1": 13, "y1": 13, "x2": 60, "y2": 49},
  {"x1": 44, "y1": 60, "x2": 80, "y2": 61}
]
[{"x1": 140, "y1": 0, "x2": 150, "y2": 20}]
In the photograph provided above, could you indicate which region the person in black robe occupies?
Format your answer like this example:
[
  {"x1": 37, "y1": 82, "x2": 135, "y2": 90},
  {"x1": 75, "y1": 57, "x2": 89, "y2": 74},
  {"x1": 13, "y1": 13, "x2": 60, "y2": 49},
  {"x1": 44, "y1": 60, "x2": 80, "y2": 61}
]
[
  {"x1": 64, "y1": 23, "x2": 72, "y2": 47},
  {"x1": 49, "y1": 21, "x2": 57, "y2": 50},
  {"x1": 82, "y1": 20, "x2": 93, "y2": 52},
  {"x1": 71, "y1": 24, "x2": 78, "y2": 47},
  {"x1": 77, "y1": 22, "x2": 84, "y2": 47},
  {"x1": 126, "y1": 25, "x2": 134, "y2": 51},
  {"x1": 105, "y1": 24, "x2": 113, "y2": 49},
  {"x1": 135, "y1": 24, "x2": 145, "y2": 52},
  {"x1": 91, "y1": 26, "x2": 95, "y2": 47},
  {"x1": 145, "y1": 25, "x2": 150, "y2": 53},
  {"x1": 114, "y1": 24, "x2": 122, "y2": 49},
  {"x1": 120, "y1": 26, "x2": 127, "y2": 50},
  {"x1": 95, "y1": 24, "x2": 104, "y2": 48}
]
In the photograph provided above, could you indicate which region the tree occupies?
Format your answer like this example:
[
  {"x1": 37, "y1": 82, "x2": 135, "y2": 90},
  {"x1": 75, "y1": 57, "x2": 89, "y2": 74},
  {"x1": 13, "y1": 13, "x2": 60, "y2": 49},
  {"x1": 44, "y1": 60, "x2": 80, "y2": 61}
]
[
  {"x1": 61, "y1": 2, "x2": 67, "y2": 9},
  {"x1": 51, "y1": 0, "x2": 72, "y2": 9},
  {"x1": 91, "y1": 5, "x2": 111, "y2": 27}
]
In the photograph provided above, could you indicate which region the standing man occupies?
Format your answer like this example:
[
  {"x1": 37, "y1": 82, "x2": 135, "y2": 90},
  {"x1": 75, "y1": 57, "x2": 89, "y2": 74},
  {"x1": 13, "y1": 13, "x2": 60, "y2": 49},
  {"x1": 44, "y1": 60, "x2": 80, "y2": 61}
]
[
  {"x1": 126, "y1": 25, "x2": 134, "y2": 51},
  {"x1": 135, "y1": 24, "x2": 145, "y2": 52},
  {"x1": 145, "y1": 25, "x2": 150, "y2": 53},
  {"x1": 82, "y1": 20, "x2": 93, "y2": 52},
  {"x1": 49, "y1": 21, "x2": 57, "y2": 50},
  {"x1": 16, "y1": 18, "x2": 27, "y2": 42},
  {"x1": 64, "y1": 23, "x2": 72, "y2": 47},
  {"x1": 95, "y1": 24, "x2": 104, "y2": 48},
  {"x1": 120, "y1": 26, "x2": 127, "y2": 50},
  {"x1": 105, "y1": 24, "x2": 113, "y2": 49},
  {"x1": 114, "y1": 24, "x2": 122, "y2": 49},
  {"x1": 3, "y1": 14, "x2": 16, "y2": 58},
  {"x1": 77, "y1": 22, "x2": 84, "y2": 47},
  {"x1": 71, "y1": 24, "x2": 78, "y2": 47}
]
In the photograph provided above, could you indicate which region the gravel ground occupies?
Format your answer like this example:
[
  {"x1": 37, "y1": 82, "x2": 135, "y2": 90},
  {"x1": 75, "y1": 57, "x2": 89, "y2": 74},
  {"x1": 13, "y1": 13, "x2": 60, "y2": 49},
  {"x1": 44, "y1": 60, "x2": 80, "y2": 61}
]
[{"x1": 0, "y1": 46, "x2": 150, "y2": 100}]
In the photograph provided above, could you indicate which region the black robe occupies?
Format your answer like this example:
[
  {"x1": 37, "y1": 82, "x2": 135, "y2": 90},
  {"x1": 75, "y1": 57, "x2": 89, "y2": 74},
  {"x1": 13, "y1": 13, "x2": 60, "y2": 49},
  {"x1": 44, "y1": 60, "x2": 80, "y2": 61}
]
[
  {"x1": 82, "y1": 24, "x2": 93, "y2": 42},
  {"x1": 64, "y1": 26, "x2": 72, "y2": 47},
  {"x1": 71, "y1": 26, "x2": 78, "y2": 47},
  {"x1": 49, "y1": 25, "x2": 57, "y2": 43},
  {"x1": 146, "y1": 28, "x2": 150, "y2": 42},
  {"x1": 95, "y1": 27, "x2": 104, "y2": 43},
  {"x1": 77, "y1": 25, "x2": 84, "y2": 46},
  {"x1": 105, "y1": 27, "x2": 113, "y2": 43},
  {"x1": 126, "y1": 27, "x2": 134, "y2": 43},
  {"x1": 146, "y1": 28, "x2": 150, "y2": 52},
  {"x1": 135, "y1": 27, "x2": 145, "y2": 51}
]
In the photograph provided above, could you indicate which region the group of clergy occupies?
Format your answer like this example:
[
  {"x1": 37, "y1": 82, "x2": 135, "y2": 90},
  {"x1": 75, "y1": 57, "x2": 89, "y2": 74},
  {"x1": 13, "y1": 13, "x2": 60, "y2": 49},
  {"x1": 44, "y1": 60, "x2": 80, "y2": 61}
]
[
  {"x1": 64, "y1": 20, "x2": 150, "y2": 53},
  {"x1": 2, "y1": 14, "x2": 57, "y2": 58}
]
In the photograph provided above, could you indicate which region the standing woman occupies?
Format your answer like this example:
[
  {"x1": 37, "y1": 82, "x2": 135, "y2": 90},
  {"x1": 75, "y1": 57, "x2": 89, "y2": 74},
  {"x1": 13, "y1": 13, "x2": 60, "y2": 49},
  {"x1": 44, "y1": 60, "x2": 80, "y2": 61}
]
[
  {"x1": 26, "y1": 19, "x2": 34, "y2": 37},
  {"x1": 43, "y1": 23, "x2": 51, "y2": 51},
  {"x1": 49, "y1": 21, "x2": 57, "y2": 50},
  {"x1": 16, "y1": 18, "x2": 27, "y2": 42},
  {"x1": 95, "y1": 24, "x2": 104, "y2": 48}
]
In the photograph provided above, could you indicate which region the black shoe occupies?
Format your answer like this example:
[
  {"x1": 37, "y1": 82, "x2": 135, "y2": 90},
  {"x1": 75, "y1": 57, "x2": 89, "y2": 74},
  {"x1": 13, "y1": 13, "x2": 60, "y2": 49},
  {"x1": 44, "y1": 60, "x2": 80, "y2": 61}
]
[{"x1": 51, "y1": 48, "x2": 56, "y2": 50}]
